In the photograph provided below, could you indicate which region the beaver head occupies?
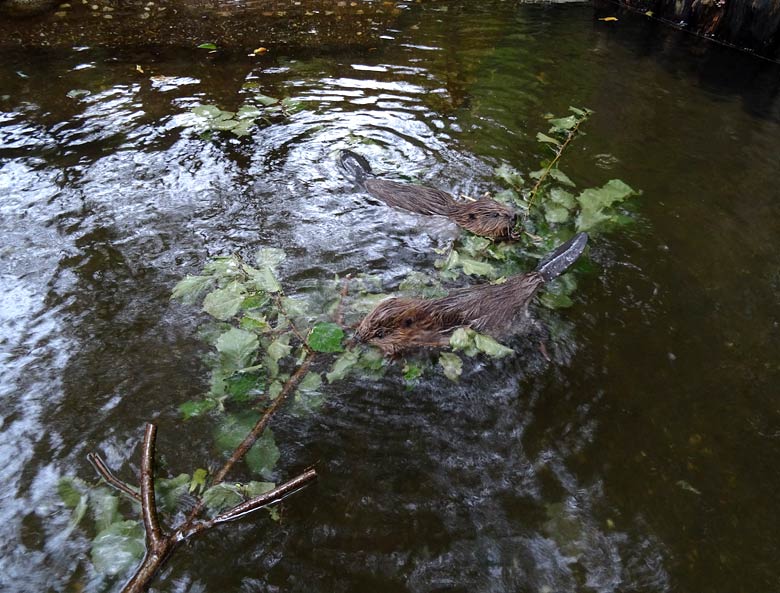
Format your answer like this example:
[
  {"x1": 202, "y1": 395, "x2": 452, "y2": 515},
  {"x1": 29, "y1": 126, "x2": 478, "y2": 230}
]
[
  {"x1": 356, "y1": 297, "x2": 456, "y2": 356},
  {"x1": 449, "y1": 197, "x2": 519, "y2": 240}
]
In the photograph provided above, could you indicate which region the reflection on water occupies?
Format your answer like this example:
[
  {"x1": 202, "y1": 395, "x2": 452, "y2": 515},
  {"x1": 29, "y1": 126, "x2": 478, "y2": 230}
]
[{"x1": 1, "y1": 2, "x2": 779, "y2": 592}]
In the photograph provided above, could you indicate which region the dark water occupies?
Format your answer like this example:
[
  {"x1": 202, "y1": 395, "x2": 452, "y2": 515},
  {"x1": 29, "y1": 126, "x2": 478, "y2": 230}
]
[{"x1": 2, "y1": 2, "x2": 779, "y2": 592}]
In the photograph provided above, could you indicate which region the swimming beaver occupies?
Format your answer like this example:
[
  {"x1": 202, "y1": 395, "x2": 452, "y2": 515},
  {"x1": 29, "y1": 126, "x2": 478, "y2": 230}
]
[
  {"x1": 339, "y1": 149, "x2": 519, "y2": 240},
  {"x1": 357, "y1": 232, "x2": 588, "y2": 356}
]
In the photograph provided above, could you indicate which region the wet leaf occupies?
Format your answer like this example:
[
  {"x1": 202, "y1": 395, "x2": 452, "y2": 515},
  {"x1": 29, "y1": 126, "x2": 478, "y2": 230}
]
[
  {"x1": 197, "y1": 42, "x2": 218, "y2": 50},
  {"x1": 403, "y1": 363, "x2": 423, "y2": 382},
  {"x1": 676, "y1": 480, "x2": 701, "y2": 495},
  {"x1": 231, "y1": 120, "x2": 255, "y2": 137},
  {"x1": 326, "y1": 350, "x2": 359, "y2": 383},
  {"x1": 171, "y1": 275, "x2": 213, "y2": 304},
  {"x1": 539, "y1": 291, "x2": 574, "y2": 309},
  {"x1": 203, "y1": 282, "x2": 246, "y2": 320},
  {"x1": 308, "y1": 322, "x2": 344, "y2": 353},
  {"x1": 439, "y1": 352, "x2": 463, "y2": 381},
  {"x1": 568, "y1": 106, "x2": 587, "y2": 116},
  {"x1": 192, "y1": 104, "x2": 223, "y2": 118},
  {"x1": 575, "y1": 179, "x2": 636, "y2": 231},
  {"x1": 536, "y1": 132, "x2": 561, "y2": 146},
  {"x1": 58, "y1": 476, "x2": 87, "y2": 509},
  {"x1": 294, "y1": 371, "x2": 324, "y2": 414},
  {"x1": 544, "y1": 204, "x2": 570, "y2": 224},
  {"x1": 267, "y1": 334, "x2": 292, "y2": 362},
  {"x1": 548, "y1": 187, "x2": 576, "y2": 210},
  {"x1": 190, "y1": 469, "x2": 208, "y2": 494},
  {"x1": 215, "y1": 414, "x2": 280, "y2": 478},
  {"x1": 461, "y1": 257, "x2": 495, "y2": 278},
  {"x1": 247, "y1": 430, "x2": 280, "y2": 477},
  {"x1": 91, "y1": 521, "x2": 145, "y2": 576},
  {"x1": 495, "y1": 163, "x2": 524, "y2": 189},
  {"x1": 474, "y1": 333, "x2": 514, "y2": 358},
  {"x1": 549, "y1": 168, "x2": 576, "y2": 187},
  {"x1": 202, "y1": 483, "x2": 243, "y2": 513},
  {"x1": 549, "y1": 115, "x2": 578, "y2": 132},
  {"x1": 216, "y1": 328, "x2": 259, "y2": 371},
  {"x1": 281, "y1": 97, "x2": 304, "y2": 113},
  {"x1": 450, "y1": 327, "x2": 478, "y2": 356},
  {"x1": 256, "y1": 94, "x2": 279, "y2": 106},
  {"x1": 243, "y1": 481, "x2": 275, "y2": 497},
  {"x1": 155, "y1": 474, "x2": 190, "y2": 513},
  {"x1": 211, "y1": 118, "x2": 239, "y2": 131},
  {"x1": 226, "y1": 372, "x2": 263, "y2": 401},
  {"x1": 255, "y1": 247, "x2": 286, "y2": 270},
  {"x1": 180, "y1": 398, "x2": 218, "y2": 419},
  {"x1": 240, "y1": 313, "x2": 270, "y2": 333},
  {"x1": 89, "y1": 487, "x2": 121, "y2": 532},
  {"x1": 237, "y1": 105, "x2": 262, "y2": 119},
  {"x1": 598, "y1": 16, "x2": 619, "y2": 21}
]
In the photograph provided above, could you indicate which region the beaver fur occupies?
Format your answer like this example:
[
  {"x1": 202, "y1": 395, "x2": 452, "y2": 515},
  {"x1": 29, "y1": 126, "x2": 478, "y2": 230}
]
[
  {"x1": 339, "y1": 149, "x2": 519, "y2": 240},
  {"x1": 356, "y1": 232, "x2": 589, "y2": 356}
]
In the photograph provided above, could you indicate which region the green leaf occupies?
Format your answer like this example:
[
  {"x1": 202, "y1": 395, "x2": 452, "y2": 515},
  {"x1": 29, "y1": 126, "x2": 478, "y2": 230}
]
[
  {"x1": 197, "y1": 42, "x2": 218, "y2": 50},
  {"x1": 256, "y1": 94, "x2": 279, "y2": 106},
  {"x1": 202, "y1": 483, "x2": 244, "y2": 513},
  {"x1": 243, "y1": 263, "x2": 281, "y2": 293},
  {"x1": 58, "y1": 477, "x2": 87, "y2": 509},
  {"x1": 89, "y1": 488, "x2": 121, "y2": 532},
  {"x1": 548, "y1": 187, "x2": 576, "y2": 210},
  {"x1": 254, "y1": 247, "x2": 286, "y2": 270},
  {"x1": 326, "y1": 350, "x2": 359, "y2": 383},
  {"x1": 231, "y1": 120, "x2": 255, "y2": 137},
  {"x1": 180, "y1": 398, "x2": 218, "y2": 419},
  {"x1": 495, "y1": 163, "x2": 524, "y2": 189},
  {"x1": 308, "y1": 322, "x2": 344, "y2": 353},
  {"x1": 473, "y1": 333, "x2": 514, "y2": 358},
  {"x1": 549, "y1": 115, "x2": 577, "y2": 132},
  {"x1": 236, "y1": 105, "x2": 262, "y2": 119},
  {"x1": 461, "y1": 257, "x2": 495, "y2": 278},
  {"x1": 549, "y1": 168, "x2": 575, "y2": 187},
  {"x1": 215, "y1": 414, "x2": 280, "y2": 478},
  {"x1": 246, "y1": 430, "x2": 280, "y2": 477},
  {"x1": 294, "y1": 371, "x2": 324, "y2": 414},
  {"x1": 568, "y1": 106, "x2": 587, "y2": 116},
  {"x1": 211, "y1": 118, "x2": 239, "y2": 131},
  {"x1": 536, "y1": 132, "x2": 561, "y2": 146},
  {"x1": 171, "y1": 275, "x2": 213, "y2": 304},
  {"x1": 202, "y1": 282, "x2": 246, "y2": 320},
  {"x1": 91, "y1": 521, "x2": 145, "y2": 576},
  {"x1": 155, "y1": 474, "x2": 190, "y2": 513},
  {"x1": 243, "y1": 481, "x2": 276, "y2": 497},
  {"x1": 203, "y1": 255, "x2": 241, "y2": 280},
  {"x1": 240, "y1": 313, "x2": 270, "y2": 332},
  {"x1": 439, "y1": 352, "x2": 463, "y2": 381},
  {"x1": 226, "y1": 372, "x2": 263, "y2": 401},
  {"x1": 267, "y1": 334, "x2": 292, "y2": 362},
  {"x1": 281, "y1": 97, "x2": 304, "y2": 113},
  {"x1": 403, "y1": 363, "x2": 423, "y2": 382},
  {"x1": 544, "y1": 204, "x2": 570, "y2": 224},
  {"x1": 575, "y1": 179, "x2": 636, "y2": 232},
  {"x1": 216, "y1": 328, "x2": 259, "y2": 371},
  {"x1": 190, "y1": 469, "x2": 208, "y2": 494},
  {"x1": 192, "y1": 104, "x2": 222, "y2": 118}
]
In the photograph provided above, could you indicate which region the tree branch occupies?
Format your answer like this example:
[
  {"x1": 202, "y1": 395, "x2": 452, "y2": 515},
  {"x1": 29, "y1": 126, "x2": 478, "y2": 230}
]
[
  {"x1": 140, "y1": 424, "x2": 164, "y2": 549},
  {"x1": 87, "y1": 452, "x2": 141, "y2": 503}
]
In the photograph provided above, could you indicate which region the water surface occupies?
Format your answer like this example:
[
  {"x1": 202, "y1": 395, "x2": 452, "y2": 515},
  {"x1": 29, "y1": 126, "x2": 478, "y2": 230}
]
[{"x1": 1, "y1": 2, "x2": 779, "y2": 592}]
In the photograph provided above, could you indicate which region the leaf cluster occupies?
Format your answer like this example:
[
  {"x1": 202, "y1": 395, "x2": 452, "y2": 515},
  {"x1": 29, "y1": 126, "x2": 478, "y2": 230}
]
[{"x1": 190, "y1": 94, "x2": 302, "y2": 138}]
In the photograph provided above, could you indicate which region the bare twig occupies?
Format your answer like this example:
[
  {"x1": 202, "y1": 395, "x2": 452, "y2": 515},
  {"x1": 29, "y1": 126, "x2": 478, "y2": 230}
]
[
  {"x1": 213, "y1": 467, "x2": 316, "y2": 524},
  {"x1": 87, "y1": 452, "x2": 141, "y2": 502},
  {"x1": 140, "y1": 424, "x2": 163, "y2": 549}
]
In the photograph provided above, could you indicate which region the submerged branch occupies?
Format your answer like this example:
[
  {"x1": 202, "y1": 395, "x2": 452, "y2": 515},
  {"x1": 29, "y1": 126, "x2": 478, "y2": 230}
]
[{"x1": 87, "y1": 452, "x2": 141, "y2": 502}]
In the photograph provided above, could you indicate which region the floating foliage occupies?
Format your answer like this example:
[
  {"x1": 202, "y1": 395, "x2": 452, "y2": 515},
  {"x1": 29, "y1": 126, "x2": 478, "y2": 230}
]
[{"x1": 190, "y1": 95, "x2": 303, "y2": 138}]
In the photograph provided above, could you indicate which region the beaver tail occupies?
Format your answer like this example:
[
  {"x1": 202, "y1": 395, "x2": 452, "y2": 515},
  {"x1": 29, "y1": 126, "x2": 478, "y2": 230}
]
[
  {"x1": 338, "y1": 149, "x2": 373, "y2": 187},
  {"x1": 535, "y1": 232, "x2": 588, "y2": 282}
]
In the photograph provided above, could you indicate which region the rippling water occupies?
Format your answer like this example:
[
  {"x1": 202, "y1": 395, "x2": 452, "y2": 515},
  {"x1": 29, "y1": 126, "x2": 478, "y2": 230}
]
[{"x1": 1, "y1": 2, "x2": 779, "y2": 592}]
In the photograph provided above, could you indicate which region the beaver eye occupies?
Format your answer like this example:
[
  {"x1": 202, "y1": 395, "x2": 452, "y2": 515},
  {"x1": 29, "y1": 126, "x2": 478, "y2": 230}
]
[
  {"x1": 404, "y1": 317, "x2": 414, "y2": 327},
  {"x1": 468, "y1": 213, "x2": 476, "y2": 220}
]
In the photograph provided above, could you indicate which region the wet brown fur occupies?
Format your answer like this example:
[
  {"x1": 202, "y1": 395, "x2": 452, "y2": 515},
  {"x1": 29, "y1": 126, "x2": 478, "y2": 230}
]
[
  {"x1": 363, "y1": 178, "x2": 517, "y2": 240},
  {"x1": 357, "y1": 272, "x2": 544, "y2": 356}
]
